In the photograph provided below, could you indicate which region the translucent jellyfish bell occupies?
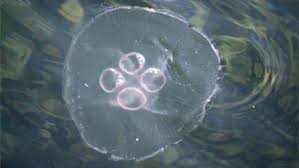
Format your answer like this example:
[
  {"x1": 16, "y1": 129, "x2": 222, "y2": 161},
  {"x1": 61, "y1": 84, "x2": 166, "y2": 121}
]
[{"x1": 63, "y1": 6, "x2": 220, "y2": 161}]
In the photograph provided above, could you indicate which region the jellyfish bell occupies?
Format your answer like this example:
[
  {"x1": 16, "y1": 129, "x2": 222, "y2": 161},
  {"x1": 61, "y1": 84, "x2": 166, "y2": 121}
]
[{"x1": 63, "y1": 6, "x2": 220, "y2": 161}]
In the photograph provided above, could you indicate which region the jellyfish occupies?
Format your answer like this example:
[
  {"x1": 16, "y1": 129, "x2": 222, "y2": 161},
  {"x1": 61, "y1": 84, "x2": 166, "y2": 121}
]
[{"x1": 63, "y1": 6, "x2": 220, "y2": 161}]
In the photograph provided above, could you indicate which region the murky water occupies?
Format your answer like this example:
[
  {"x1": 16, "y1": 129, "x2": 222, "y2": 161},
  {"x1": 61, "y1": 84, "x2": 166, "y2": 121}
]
[{"x1": 1, "y1": 0, "x2": 298, "y2": 167}]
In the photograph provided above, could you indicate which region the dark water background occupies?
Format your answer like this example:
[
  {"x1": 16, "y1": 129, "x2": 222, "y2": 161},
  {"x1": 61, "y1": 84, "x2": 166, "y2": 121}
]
[{"x1": 1, "y1": 0, "x2": 298, "y2": 167}]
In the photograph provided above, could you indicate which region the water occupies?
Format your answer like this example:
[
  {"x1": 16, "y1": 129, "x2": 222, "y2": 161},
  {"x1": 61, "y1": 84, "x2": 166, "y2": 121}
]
[{"x1": 1, "y1": 0, "x2": 298, "y2": 167}]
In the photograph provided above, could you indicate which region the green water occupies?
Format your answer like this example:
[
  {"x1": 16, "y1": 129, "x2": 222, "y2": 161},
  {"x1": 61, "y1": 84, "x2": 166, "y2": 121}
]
[{"x1": 1, "y1": 0, "x2": 298, "y2": 167}]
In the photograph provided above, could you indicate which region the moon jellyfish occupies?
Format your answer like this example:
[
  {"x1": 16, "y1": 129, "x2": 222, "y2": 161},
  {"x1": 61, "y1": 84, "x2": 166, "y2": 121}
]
[{"x1": 63, "y1": 6, "x2": 220, "y2": 161}]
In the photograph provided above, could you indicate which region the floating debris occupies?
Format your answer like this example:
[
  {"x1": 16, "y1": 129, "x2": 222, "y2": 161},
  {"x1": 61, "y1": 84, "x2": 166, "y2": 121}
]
[{"x1": 58, "y1": 0, "x2": 84, "y2": 25}]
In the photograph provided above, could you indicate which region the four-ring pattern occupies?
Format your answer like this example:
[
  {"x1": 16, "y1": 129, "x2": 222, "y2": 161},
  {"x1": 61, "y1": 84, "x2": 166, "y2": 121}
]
[{"x1": 99, "y1": 52, "x2": 166, "y2": 111}]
